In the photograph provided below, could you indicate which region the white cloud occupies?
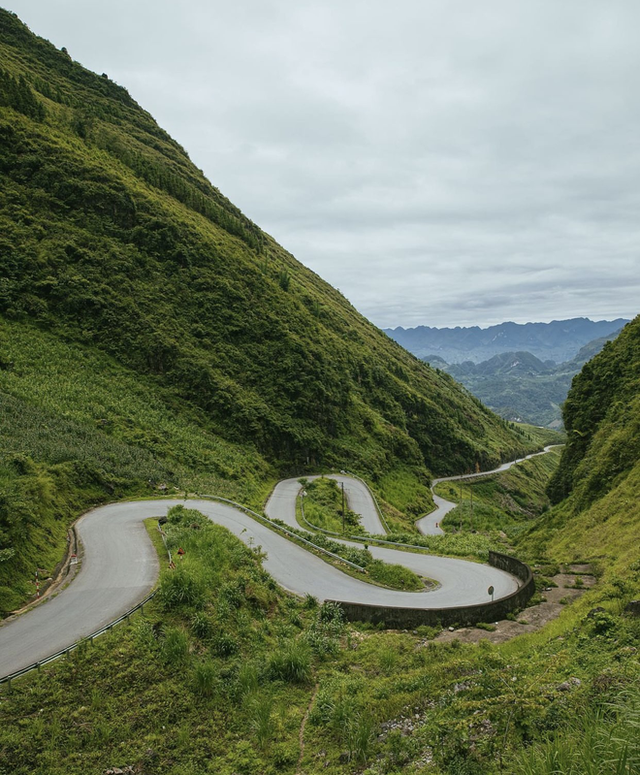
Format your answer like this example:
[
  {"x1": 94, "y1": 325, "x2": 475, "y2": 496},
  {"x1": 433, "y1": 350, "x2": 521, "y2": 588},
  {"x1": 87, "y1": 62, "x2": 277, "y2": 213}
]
[{"x1": 6, "y1": 0, "x2": 640, "y2": 327}]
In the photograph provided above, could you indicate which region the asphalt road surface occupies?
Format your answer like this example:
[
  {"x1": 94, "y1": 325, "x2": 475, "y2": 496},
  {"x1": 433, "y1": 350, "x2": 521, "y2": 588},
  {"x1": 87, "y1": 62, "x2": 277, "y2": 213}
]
[
  {"x1": 265, "y1": 474, "x2": 386, "y2": 534},
  {"x1": 0, "y1": 484, "x2": 519, "y2": 679},
  {"x1": 416, "y1": 445, "x2": 560, "y2": 535}
]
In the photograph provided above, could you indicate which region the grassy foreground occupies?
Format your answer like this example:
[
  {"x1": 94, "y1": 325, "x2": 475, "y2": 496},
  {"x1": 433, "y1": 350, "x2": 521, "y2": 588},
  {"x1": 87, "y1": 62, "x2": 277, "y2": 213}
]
[{"x1": 0, "y1": 501, "x2": 638, "y2": 775}]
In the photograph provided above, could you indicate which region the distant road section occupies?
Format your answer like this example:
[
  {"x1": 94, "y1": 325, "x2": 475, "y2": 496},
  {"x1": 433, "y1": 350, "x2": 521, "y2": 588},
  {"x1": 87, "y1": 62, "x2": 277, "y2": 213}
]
[
  {"x1": 0, "y1": 485, "x2": 519, "y2": 679},
  {"x1": 265, "y1": 473, "x2": 386, "y2": 535},
  {"x1": 417, "y1": 445, "x2": 561, "y2": 535}
]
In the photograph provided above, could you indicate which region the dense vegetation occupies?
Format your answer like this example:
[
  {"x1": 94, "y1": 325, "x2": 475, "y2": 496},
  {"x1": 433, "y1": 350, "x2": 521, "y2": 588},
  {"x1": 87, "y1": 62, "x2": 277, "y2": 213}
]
[
  {"x1": 0, "y1": 8, "x2": 548, "y2": 608},
  {"x1": 546, "y1": 315, "x2": 640, "y2": 507},
  {"x1": 518, "y1": 314, "x2": 640, "y2": 592}
]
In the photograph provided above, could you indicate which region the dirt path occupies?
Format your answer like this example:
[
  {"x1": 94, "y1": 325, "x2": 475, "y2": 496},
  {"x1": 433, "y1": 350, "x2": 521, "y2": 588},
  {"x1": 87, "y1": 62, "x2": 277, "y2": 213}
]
[
  {"x1": 434, "y1": 566, "x2": 596, "y2": 645},
  {"x1": 296, "y1": 683, "x2": 320, "y2": 775}
]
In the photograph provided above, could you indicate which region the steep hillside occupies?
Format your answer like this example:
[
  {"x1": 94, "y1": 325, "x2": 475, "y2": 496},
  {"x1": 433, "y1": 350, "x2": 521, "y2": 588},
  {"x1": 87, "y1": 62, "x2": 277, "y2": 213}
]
[
  {"x1": 521, "y1": 314, "x2": 640, "y2": 578},
  {"x1": 0, "y1": 9, "x2": 531, "y2": 475},
  {"x1": 547, "y1": 315, "x2": 639, "y2": 507},
  {"x1": 0, "y1": 9, "x2": 540, "y2": 608}
]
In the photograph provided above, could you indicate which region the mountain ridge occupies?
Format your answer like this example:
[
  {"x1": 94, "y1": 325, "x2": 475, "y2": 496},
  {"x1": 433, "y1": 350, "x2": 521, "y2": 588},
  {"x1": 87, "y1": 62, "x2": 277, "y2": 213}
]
[
  {"x1": 430, "y1": 327, "x2": 626, "y2": 427},
  {"x1": 385, "y1": 317, "x2": 630, "y2": 364}
]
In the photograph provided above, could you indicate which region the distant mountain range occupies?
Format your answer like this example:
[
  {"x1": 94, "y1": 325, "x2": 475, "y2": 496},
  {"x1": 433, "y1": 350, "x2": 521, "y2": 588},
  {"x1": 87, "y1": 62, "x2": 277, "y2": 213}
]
[
  {"x1": 410, "y1": 327, "x2": 629, "y2": 428},
  {"x1": 384, "y1": 318, "x2": 630, "y2": 365}
]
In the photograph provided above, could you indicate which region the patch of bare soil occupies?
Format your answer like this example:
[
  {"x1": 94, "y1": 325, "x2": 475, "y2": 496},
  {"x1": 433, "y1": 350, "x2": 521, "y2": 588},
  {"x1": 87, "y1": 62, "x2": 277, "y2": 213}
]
[{"x1": 434, "y1": 567, "x2": 597, "y2": 645}]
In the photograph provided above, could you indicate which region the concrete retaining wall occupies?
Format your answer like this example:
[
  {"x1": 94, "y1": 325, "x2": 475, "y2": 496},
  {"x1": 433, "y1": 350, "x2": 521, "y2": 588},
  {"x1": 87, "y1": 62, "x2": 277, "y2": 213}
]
[{"x1": 329, "y1": 551, "x2": 535, "y2": 629}]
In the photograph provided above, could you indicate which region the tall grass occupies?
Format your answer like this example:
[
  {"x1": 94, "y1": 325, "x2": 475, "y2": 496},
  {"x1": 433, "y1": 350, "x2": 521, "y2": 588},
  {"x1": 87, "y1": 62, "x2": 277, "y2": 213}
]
[
  {"x1": 267, "y1": 640, "x2": 311, "y2": 684},
  {"x1": 161, "y1": 626, "x2": 190, "y2": 667},
  {"x1": 514, "y1": 685, "x2": 640, "y2": 775},
  {"x1": 247, "y1": 693, "x2": 273, "y2": 750},
  {"x1": 192, "y1": 660, "x2": 218, "y2": 698}
]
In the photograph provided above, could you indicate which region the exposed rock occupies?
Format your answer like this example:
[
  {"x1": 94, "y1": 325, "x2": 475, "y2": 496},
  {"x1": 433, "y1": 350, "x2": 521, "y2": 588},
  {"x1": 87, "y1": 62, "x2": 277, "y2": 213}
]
[
  {"x1": 557, "y1": 677, "x2": 582, "y2": 692},
  {"x1": 378, "y1": 706, "x2": 431, "y2": 740},
  {"x1": 624, "y1": 600, "x2": 640, "y2": 617}
]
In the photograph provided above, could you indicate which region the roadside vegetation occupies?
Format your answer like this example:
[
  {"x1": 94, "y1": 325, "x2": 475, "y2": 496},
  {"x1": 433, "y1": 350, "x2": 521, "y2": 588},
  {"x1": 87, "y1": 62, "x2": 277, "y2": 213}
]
[
  {"x1": 297, "y1": 476, "x2": 362, "y2": 535},
  {"x1": 274, "y1": 515, "x2": 426, "y2": 592},
  {"x1": 435, "y1": 446, "x2": 563, "y2": 542}
]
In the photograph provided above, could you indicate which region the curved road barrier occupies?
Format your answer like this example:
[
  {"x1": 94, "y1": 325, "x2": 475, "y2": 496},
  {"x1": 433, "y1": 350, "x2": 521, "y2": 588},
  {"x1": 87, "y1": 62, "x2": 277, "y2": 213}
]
[
  {"x1": 0, "y1": 476, "x2": 536, "y2": 681},
  {"x1": 334, "y1": 551, "x2": 535, "y2": 628}
]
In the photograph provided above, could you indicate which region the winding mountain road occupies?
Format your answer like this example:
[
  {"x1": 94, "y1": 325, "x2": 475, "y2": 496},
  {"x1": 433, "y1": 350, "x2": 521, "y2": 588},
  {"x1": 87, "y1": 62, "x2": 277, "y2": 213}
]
[
  {"x1": 0, "y1": 472, "x2": 524, "y2": 680},
  {"x1": 416, "y1": 445, "x2": 560, "y2": 535}
]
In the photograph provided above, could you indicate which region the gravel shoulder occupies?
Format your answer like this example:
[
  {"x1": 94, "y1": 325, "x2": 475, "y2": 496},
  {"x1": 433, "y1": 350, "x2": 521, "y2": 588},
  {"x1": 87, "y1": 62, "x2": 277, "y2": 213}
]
[{"x1": 434, "y1": 566, "x2": 596, "y2": 645}]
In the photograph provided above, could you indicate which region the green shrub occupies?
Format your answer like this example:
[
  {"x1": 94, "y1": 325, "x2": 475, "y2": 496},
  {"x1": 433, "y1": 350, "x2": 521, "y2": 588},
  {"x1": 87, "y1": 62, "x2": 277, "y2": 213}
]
[
  {"x1": 190, "y1": 611, "x2": 212, "y2": 639},
  {"x1": 304, "y1": 601, "x2": 345, "y2": 658},
  {"x1": 344, "y1": 710, "x2": 376, "y2": 764},
  {"x1": 212, "y1": 631, "x2": 239, "y2": 658},
  {"x1": 161, "y1": 626, "x2": 190, "y2": 667},
  {"x1": 303, "y1": 593, "x2": 318, "y2": 609},
  {"x1": 192, "y1": 660, "x2": 218, "y2": 697},
  {"x1": 318, "y1": 600, "x2": 344, "y2": 624},
  {"x1": 416, "y1": 623, "x2": 441, "y2": 639},
  {"x1": 378, "y1": 647, "x2": 398, "y2": 672},
  {"x1": 237, "y1": 662, "x2": 259, "y2": 699},
  {"x1": 247, "y1": 693, "x2": 273, "y2": 750},
  {"x1": 589, "y1": 610, "x2": 617, "y2": 635},
  {"x1": 158, "y1": 565, "x2": 205, "y2": 610},
  {"x1": 267, "y1": 640, "x2": 311, "y2": 684}
]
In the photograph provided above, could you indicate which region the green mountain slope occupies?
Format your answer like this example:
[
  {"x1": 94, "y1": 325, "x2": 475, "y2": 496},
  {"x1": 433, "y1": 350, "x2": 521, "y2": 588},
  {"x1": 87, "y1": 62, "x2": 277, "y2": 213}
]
[
  {"x1": 0, "y1": 8, "x2": 530, "y2": 474},
  {"x1": 520, "y1": 314, "x2": 640, "y2": 578},
  {"x1": 0, "y1": 9, "x2": 541, "y2": 608},
  {"x1": 547, "y1": 316, "x2": 639, "y2": 507}
]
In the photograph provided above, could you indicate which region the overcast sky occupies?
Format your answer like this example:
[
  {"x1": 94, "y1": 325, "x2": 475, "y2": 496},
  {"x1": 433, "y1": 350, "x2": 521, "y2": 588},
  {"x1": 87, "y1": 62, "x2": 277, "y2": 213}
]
[{"x1": 5, "y1": 1, "x2": 640, "y2": 328}]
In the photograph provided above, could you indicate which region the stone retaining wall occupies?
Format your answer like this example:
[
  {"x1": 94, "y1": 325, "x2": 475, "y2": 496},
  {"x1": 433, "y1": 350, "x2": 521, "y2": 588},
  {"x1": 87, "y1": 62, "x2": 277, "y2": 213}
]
[{"x1": 329, "y1": 551, "x2": 535, "y2": 629}]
